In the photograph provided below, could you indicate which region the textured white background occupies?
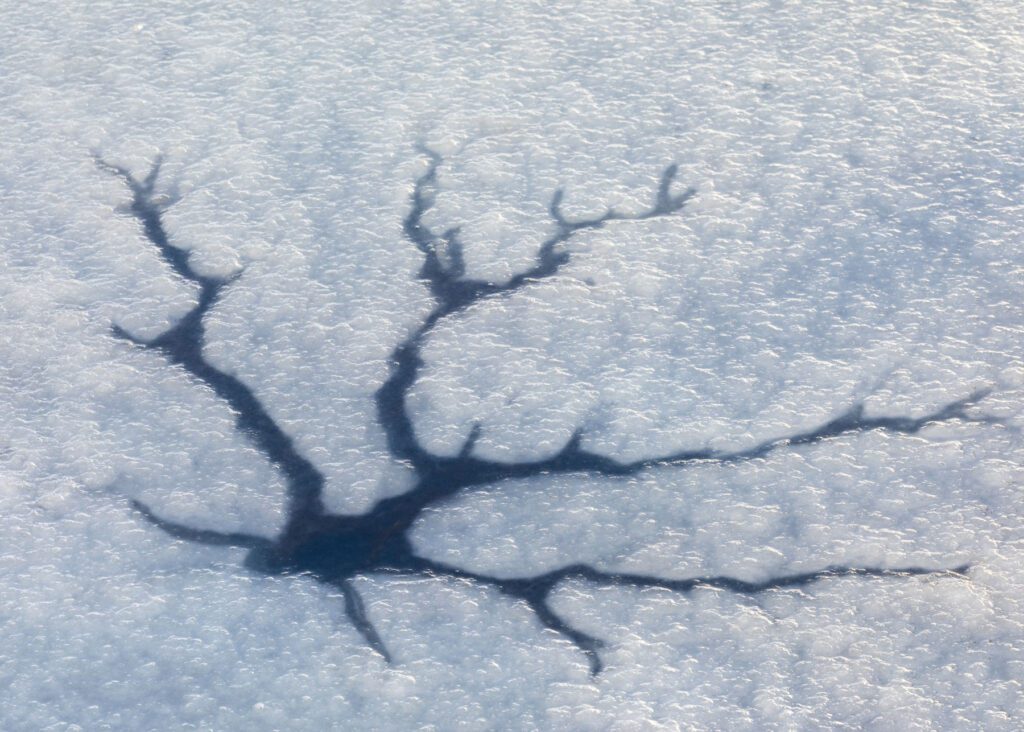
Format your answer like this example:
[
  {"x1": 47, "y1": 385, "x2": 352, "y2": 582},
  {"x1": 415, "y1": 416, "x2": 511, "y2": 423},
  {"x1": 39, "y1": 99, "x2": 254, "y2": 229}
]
[{"x1": 2, "y1": 1, "x2": 1023, "y2": 728}]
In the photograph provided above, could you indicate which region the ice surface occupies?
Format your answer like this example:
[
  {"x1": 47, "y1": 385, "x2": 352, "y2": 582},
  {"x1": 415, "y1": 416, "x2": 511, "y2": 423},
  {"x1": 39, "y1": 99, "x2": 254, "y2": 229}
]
[
  {"x1": 2, "y1": 0, "x2": 1023, "y2": 729},
  {"x1": 411, "y1": 424, "x2": 1022, "y2": 580}
]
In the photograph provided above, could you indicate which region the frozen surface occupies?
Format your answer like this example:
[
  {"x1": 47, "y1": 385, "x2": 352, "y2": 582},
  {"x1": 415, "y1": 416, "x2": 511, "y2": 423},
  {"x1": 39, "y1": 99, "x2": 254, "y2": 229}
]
[{"x1": 2, "y1": 0, "x2": 1023, "y2": 729}]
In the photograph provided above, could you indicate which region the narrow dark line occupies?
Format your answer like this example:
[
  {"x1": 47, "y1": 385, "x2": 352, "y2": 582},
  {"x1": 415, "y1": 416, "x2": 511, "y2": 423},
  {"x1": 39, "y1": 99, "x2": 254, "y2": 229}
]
[
  {"x1": 339, "y1": 579, "x2": 393, "y2": 662},
  {"x1": 130, "y1": 499, "x2": 270, "y2": 549},
  {"x1": 551, "y1": 562, "x2": 971, "y2": 594},
  {"x1": 405, "y1": 553, "x2": 969, "y2": 674},
  {"x1": 530, "y1": 599, "x2": 606, "y2": 676},
  {"x1": 429, "y1": 388, "x2": 993, "y2": 489}
]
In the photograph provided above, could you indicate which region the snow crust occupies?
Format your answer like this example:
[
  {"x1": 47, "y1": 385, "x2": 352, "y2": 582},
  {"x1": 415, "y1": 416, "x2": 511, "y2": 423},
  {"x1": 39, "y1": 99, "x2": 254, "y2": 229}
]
[{"x1": 2, "y1": 0, "x2": 1023, "y2": 728}]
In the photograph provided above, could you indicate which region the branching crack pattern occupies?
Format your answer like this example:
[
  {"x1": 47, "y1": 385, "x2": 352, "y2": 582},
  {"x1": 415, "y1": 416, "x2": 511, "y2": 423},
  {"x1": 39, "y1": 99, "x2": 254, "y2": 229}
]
[{"x1": 102, "y1": 150, "x2": 983, "y2": 675}]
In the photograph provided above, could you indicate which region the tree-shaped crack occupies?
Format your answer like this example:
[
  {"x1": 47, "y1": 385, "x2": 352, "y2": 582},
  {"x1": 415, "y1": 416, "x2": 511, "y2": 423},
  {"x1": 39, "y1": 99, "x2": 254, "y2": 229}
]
[{"x1": 101, "y1": 150, "x2": 989, "y2": 675}]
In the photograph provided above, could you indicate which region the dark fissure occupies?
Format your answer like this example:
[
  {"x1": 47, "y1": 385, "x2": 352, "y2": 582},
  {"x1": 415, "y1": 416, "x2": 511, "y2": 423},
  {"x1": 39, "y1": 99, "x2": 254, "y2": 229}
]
[{"x1": 101, "y1": 150, "x2": 985, "y2": 675}]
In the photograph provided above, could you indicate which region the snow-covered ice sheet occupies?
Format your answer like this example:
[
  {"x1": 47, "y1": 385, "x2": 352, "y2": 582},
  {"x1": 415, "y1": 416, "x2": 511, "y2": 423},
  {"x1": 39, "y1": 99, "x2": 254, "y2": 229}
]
[{"x1": 1, "y1": 0, "x2": 1023, "y2": 729}]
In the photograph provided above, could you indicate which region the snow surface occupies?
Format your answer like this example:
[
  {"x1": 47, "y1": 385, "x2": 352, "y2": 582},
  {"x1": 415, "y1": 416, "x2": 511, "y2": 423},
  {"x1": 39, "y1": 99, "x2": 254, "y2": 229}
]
[{"x1": 1, "y1": 0, "x2": 1023, "y2": 729}]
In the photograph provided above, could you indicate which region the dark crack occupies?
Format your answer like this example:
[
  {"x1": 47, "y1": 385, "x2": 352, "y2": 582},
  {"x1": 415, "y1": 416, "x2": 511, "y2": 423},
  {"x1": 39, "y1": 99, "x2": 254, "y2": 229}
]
[
  {"x1": 99, "y1": 157, "x2": 325, "y2": 526},
  {"x1": 404, "y1": 556, "x2": 970, "y2": 674},
  {"x1": 104, "y1": 149, "x2": 982, "y2": 676}
]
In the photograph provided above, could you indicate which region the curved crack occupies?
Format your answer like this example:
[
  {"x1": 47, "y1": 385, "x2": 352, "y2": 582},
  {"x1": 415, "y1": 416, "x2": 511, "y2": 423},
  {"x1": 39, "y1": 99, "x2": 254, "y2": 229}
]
[
  {"x1": 129, "y1": 499, "x2": 270, "y2": 550},
  {"x1": 104, "y1": 149, "x2": 983, "y2": 676}
]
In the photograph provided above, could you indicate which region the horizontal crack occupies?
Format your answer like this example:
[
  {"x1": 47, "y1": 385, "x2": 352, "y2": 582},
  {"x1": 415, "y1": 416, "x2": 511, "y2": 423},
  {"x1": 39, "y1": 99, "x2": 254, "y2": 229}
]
[{"x1": 385, "y1": 555, "x2": 970, "y2": 676}]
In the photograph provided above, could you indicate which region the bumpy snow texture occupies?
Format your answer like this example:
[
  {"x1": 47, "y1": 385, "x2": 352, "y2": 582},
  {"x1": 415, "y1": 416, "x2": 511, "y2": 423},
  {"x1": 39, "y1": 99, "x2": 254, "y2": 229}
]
[{"x1": 2, "y1": 1, "x2": 1024, "y2": 730}]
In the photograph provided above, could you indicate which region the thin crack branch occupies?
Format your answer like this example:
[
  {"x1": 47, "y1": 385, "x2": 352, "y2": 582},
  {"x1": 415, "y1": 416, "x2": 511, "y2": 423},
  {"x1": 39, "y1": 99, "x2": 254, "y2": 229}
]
[
  {"x1": 539, "y1": 562, "x2": 972, "y2": 594},
  {"x1": 406, "y1": 554, "x2": 969, "y2": 675},
  {"x1": 110, "y1": 323, "x2": 152, "y2": 347},
  {"x1": 377, "y1": 149, "x2": 698, "y2": 473},
  {"x1": 100, "y1": 157, "x2": 326, "y2": 528},
  {"x1": 531, "y1": 600, "x2": 607, "y2": 675},
  {"x1": 445, "y1": 388, "x2": 998, "y2": 492},
  {"x1": 98, "y1": 156, "x2": 214, "y2": 289},
  {"x1": 339, "y1": 579, "x2": 392, "y2": 663},
  {"x1": 131, "y1": 499, "x2": 270, "y2": 550}
]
